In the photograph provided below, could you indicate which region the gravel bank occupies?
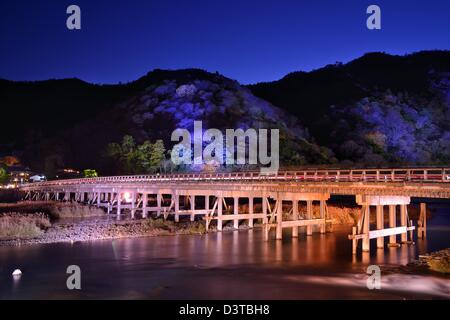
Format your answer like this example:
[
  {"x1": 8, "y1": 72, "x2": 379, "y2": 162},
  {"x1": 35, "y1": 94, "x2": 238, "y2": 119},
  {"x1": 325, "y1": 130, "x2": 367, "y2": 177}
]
[{"x1": 0, "y1": 216, "x2": 216, "y2": 246}]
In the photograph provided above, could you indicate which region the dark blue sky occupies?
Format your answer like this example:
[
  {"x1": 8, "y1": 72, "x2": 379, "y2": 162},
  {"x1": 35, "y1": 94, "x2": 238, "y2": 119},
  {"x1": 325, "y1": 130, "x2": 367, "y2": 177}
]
[{"x1": 1, "y1": 0, "x2": 449, "y2": 84}]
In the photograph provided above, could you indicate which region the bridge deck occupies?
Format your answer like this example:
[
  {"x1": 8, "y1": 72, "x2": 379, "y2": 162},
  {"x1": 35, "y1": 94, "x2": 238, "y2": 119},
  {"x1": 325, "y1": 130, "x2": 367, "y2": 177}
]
[{"x1": 21, "y1": 168, "x2": 450, "y2": 198}]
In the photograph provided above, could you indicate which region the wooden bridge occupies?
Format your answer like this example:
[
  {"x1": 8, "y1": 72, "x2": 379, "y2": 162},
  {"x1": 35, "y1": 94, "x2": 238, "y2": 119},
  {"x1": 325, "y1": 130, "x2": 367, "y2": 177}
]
[{"x1": 20, "y1": 167, "x2": 450, "y2": 253}]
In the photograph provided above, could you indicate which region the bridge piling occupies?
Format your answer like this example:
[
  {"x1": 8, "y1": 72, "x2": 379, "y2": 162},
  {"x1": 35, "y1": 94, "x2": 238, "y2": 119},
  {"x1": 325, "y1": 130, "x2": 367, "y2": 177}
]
[
  {"x1": 351, "y1": 195, "x2": 415, "y2": 253},
  {"x1": 248, "y1": 197, "x2": 254, "y2": 228},
  {"x1": 388, "y1": 205, "x2": 398, "y2": 246},
  {"x1": 217, "y1": 195, "x2": 223, "y2": 230},
  {"x1": 292, "y1": 200, "x2": 299, "y2": 237},
  {"x1": 376, "y1": 205, "x2": 384, "y2": 249},
  {"x1": 306, "y1": 200, "x2": 313, "y2": 236},
  {"x1": 362, "y1": 205, "x2": 370, "y2": 252},
  {"x1": 418, "y1": 203, "x2": 427, "y2": 239},
  {"x1": 276, "y1": 199, "x2": 282, "y2": 240},
  {"x1": 142, "y1": 193, "x2": 148, "y2": 218},
  {"x1": 233, "y1": 197, "x2": 239, "y2": 229},
  {"x1": 400, "y1": 204, "x2": 408, "y2": 243},
  {"x1": 319, "y1": 200, "x2": 326, "y2": 234},
  {"x1": 117, "y1": 192, "x2": 122, "y2": 218},
  {"x1": 131, "y1": 192, "x2": 136, "y2": 219}
]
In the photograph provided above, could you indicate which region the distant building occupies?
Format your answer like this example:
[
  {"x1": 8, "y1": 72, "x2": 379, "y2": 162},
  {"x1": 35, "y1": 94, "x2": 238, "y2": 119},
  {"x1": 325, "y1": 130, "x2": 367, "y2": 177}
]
[
  {"x1": 7, "y1": 166, "x2": 32, "y2": 185},
  {"x1": 55, "y1": 168, "x2": 82, "y2": 180},
  {"x1": 29, "y1": 175, "x2": 46, "y2": 183}
]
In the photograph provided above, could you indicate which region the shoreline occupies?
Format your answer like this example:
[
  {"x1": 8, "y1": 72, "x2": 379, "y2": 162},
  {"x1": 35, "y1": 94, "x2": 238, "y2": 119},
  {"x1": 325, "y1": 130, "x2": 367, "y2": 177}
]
[{"x1": 0, "y1": 216, "x2": 220, "y2": 247}]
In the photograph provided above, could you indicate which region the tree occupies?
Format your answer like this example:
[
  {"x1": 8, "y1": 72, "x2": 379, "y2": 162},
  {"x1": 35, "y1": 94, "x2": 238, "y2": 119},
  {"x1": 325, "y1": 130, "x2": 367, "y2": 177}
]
[
  {"x1": 106, "y1": 136, "x2": 167, "y2": 174},
  {"x1": 83, "y1": 169, "x2": 98, "y2": 178},
  {"x1": 149, "y1": 140, "x2": 166, "y2": 170},
  {"x1": 0, "y1": 167, "x2": 9, "y2": 184},
  {"x1": 136, "y1": 140, "x2": 153, "y2": 172}
]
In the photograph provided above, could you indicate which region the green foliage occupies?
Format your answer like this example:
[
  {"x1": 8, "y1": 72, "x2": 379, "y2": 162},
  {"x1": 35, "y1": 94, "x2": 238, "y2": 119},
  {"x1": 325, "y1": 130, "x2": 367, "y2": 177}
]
[
  {"x1": 0, "y1": 166, "x2": 9, "y2": 184},
  {"x1": 106, "y1": 135, "x2": 166, "y2": 174},
  {"x1": 83, "y1": 169, "x2": 98, "y2": 178},
  {"x1": 150, "y1": 140, "x2": 166, "y2": 168}
]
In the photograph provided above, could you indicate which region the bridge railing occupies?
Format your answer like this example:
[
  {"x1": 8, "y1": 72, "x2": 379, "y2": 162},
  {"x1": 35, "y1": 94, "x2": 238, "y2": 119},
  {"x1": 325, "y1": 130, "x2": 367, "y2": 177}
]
[{"x1": 22, "y1": 167, "x2": 450, "y2": 188}]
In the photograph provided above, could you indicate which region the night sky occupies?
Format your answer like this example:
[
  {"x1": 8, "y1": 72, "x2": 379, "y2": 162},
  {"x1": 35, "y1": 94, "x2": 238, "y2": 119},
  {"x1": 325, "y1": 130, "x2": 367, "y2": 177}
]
[{"x1": 1, "y1": 0, "x2": 449, "y2": 84}]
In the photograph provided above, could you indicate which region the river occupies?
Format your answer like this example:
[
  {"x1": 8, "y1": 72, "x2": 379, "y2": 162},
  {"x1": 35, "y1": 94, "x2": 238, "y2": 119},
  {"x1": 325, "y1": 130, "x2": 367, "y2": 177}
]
[{"x1": 1, "y1": 204, "x2": 449, "y2": 299}]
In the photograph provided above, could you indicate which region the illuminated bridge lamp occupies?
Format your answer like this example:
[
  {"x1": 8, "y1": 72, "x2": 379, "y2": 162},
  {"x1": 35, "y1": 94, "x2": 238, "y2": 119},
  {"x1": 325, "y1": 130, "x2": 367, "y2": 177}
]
[{"x1": 123, "y1": 192, "x2": 132, "y2": 203}]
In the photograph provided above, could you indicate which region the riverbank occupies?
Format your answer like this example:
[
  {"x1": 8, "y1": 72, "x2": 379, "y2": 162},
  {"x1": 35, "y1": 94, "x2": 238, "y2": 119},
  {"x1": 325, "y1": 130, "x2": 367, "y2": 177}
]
[
  {"x1": 379, "y1": 248, "x2": 450, "y2": 277},
  {"x1": 0, "y1": 216, "x2": 213, "y2": 246}
]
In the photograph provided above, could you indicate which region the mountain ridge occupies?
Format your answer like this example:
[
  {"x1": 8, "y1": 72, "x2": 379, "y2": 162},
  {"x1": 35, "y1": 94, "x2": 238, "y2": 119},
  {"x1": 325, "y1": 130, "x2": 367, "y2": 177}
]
[{"x1": 1, "y1": 50, "x2": 449, "y2": 175}]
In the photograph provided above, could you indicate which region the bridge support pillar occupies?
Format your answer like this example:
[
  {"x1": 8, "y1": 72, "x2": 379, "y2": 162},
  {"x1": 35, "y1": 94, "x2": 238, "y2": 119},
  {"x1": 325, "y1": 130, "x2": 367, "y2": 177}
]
[
  {"x1": 292, "y1": 200, "x2": 299, "y2": 238},
  {"x1": 351, "y1": 195, "x2": 413, "y2": 253},
  {"x1": 217, "y1": 196, "x2": 223, "y2": 231},
  {"x1": 362, "y1": 205, "x2": 370, "y2": 252},
  {"x1": 117, "y1": 192, "x2": 122, "y2": 217},
  {"x1": 276, "y1": 200, "x2": 283, "y2": 240},
  {"x1": 418, "y1": 203, "x2": 427, "y2": 239},
  {"x1": 157, "y1": 193, "x2": 162, "y2": 217},
  {"x1": 131, "y1": 192, "x2": 136, "y2": 219},
  {"x1": 264, "y1": 193, "x2": 330, "y2": 241},
  {"x1": 142, "y1": 193, "x2": 148, "y2": 218},
  {"x1": 233, "y1": 196, "x2": 239, "y2": 229},
  {"x1": 320, "y1": 200, "x2": 326, "y2": 234},
  {"x1": 388, "y1": 205, "x2": 397, "y2": 246},
  {"x1": 205, "y1": 195, "x2": 210, "y2": 216},
  {"x1": 248, "y1": 197, "x2": 254, "y2": 228},
  {"x1": 306, "y1": 200, "x2": 313, "y2": 236},
  {"x1": 400, "y1": 204, "x2": 407, "y2": 243},
  {"x1": 172, "y1": 194, "x2": 178, "y2": 222},
  {"x1": 262, "y1": 196, "x2": 268, "y2": 224},
  {"x1": 376, "y1": 205, "x2": 384, "y2": 249},
  {"x1": 190, "y1": 195, "x2": 195, "y2": 222}
]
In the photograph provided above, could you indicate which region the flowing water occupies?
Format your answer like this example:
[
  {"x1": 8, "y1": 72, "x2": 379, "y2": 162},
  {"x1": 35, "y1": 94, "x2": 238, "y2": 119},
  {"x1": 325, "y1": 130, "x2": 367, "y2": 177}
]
[{"x1": 0, "y1": 204, "x2": 449, "y2": 299}]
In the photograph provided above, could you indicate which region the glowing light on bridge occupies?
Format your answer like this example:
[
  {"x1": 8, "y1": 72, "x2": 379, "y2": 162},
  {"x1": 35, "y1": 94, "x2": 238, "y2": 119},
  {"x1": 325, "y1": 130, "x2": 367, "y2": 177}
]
[{"x1": 123, "y1": 192, "x2": 132, "y2": 203}]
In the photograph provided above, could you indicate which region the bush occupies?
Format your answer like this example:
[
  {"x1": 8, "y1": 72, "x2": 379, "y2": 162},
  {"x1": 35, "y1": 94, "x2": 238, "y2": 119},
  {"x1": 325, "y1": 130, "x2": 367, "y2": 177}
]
[
  {"x1": 0, "y1": 202, "x2": 105, "y2": 220},
  {"x1": 50, "y1": 203, "x2": 105, "y2": 219},
  {"x1": 0, "y1": 213, "x2": 51, "y2": 240}
]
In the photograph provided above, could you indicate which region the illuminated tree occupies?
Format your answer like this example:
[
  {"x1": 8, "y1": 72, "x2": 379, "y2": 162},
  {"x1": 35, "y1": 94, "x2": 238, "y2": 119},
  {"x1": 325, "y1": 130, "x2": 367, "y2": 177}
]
[
  {"x1": 83, "y1": 169, "x2": 98, "y2": 178},
  {"x1": 0, "y1": 167, "x2": 9, "y2": 184},
  {"x1": 106, "y1": 136, "x2": 167, "y2": 174}
]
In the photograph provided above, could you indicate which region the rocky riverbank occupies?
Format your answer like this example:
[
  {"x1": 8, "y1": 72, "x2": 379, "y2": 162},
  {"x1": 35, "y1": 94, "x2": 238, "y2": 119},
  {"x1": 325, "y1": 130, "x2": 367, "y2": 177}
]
[
  {"x1": 416, "y1": 248, "x2": 450, "y2": 273},
  {"x1": 0, "y1": 216, "x2": 215, "y2": 246},
  {"x1": 380, "y1": 248, "x2": 450, "y2": 275}
]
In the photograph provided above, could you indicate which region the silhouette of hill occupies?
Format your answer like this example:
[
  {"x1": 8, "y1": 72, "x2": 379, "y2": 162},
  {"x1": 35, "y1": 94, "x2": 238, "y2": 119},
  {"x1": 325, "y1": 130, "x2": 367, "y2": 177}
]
[
  {"x1": 249, "y1": 51, "x2": 450, "y2": 146},
  {"x1": 0, "y1": 51, "x2": 449, "y2": 175}
]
